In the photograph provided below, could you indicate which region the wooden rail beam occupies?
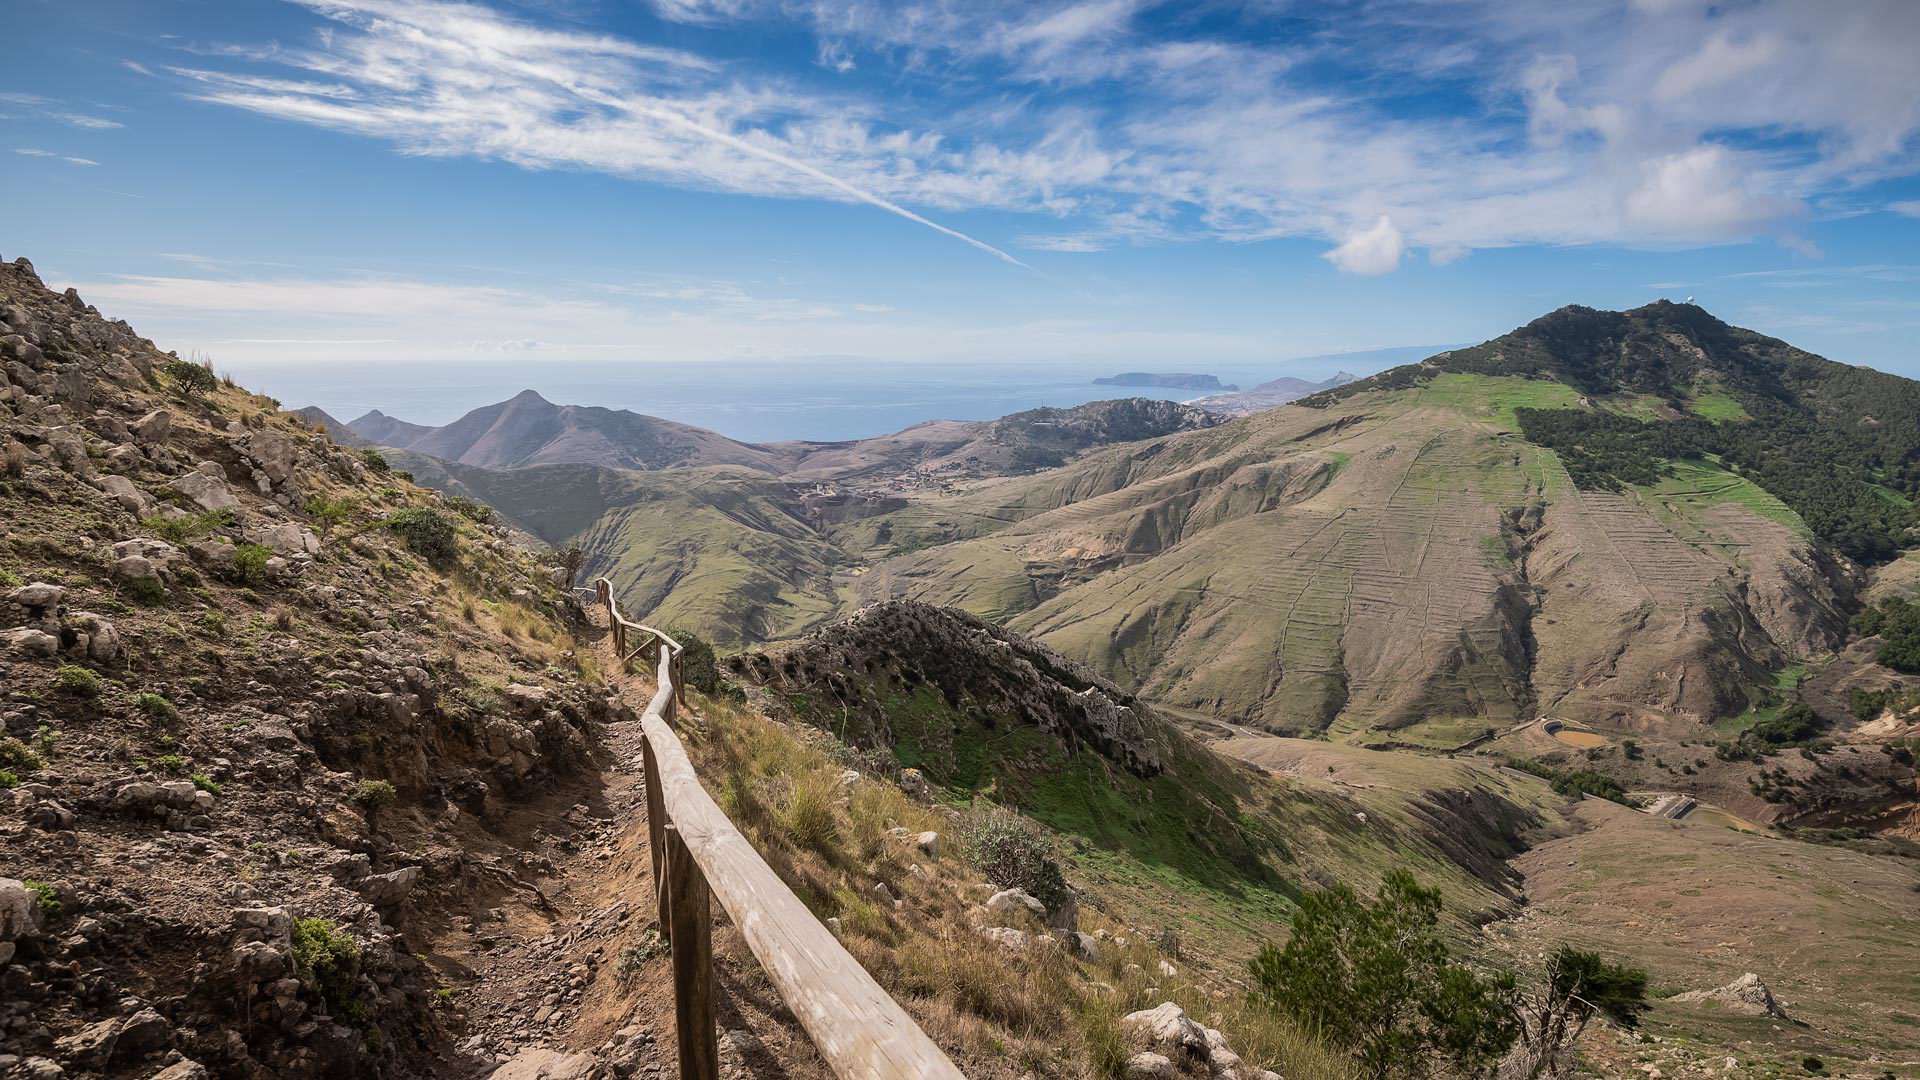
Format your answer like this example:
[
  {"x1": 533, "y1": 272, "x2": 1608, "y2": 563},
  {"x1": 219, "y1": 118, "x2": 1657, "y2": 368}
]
[
  {"x1": 593, "y1": 579, "x2": 967, "y2": 1080},
  {"x1": 666, "y1": 824, "x2": 719, "y2": 1080}
]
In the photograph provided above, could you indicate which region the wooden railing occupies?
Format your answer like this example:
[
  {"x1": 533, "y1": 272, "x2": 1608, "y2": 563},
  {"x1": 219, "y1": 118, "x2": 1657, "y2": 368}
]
[{"x1": 593, "y1": 579, "x2": 968, "y2": 1080}]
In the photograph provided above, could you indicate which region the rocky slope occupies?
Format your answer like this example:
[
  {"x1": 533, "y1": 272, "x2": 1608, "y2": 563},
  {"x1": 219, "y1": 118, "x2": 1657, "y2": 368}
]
[
  {"x1": 0, "y1": 255, "x2": 623, "y2": 1079},
  {"x1": 842, "y1": 305, "x2": 1871, "y2": 742}
]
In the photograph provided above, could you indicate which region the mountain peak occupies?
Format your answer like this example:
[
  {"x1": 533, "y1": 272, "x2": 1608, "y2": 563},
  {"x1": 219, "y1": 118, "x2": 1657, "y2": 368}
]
[{"x1": 507, "y1": 388, "x2": 552, "y2": 406}]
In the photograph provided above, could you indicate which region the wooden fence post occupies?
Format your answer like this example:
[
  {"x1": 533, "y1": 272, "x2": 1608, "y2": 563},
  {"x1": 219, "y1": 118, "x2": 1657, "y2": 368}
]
[
  {"x1": 660, "y1": 643, "x2": 678, "y2": 724},
  {"x1": 666, "y1": 824, "x2": 719, "y2": 1080},
  {"x1": 644, "y1": 738, "x2": 671, "y2": 934}
]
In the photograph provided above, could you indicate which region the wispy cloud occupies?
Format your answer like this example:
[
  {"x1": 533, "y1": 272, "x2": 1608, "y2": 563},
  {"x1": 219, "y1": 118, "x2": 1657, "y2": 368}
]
[
  {"x1": 172, "y1": 0, "x2": 1031, "y2": 269},
  {"x1": 172, "y1": 0, "x2": 1920, "y2": 274},
  {"x1": 2, "y1": 90, "x2": 128, "y2": 130},
  {"x1": 13, "y1": 148, "x2": 100, "y2": 166}
]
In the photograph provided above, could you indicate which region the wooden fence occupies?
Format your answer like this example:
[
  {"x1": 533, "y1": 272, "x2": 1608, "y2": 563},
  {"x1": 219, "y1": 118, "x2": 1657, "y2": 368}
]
[{"x1": 593, "y1": 579, "x2": 968, "y2": 1080}]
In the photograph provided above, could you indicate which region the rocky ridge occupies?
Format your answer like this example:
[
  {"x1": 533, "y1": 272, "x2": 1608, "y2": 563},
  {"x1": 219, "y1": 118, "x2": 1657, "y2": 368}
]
[{"x1": 0, "y1": 254, "x2": 621, "y2": 1079}]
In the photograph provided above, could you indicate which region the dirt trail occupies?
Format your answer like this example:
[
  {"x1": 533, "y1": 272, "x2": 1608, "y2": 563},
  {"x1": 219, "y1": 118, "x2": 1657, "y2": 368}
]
[{"x1": 427, "y1": 632, "x2": 824, "y2": 1079}]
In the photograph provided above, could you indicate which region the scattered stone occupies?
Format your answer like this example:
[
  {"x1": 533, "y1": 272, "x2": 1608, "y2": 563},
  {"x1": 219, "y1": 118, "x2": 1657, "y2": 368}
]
[
  {"x1": 133, "y1": 409, "x2": 172, "y2": 443},
  {"x1": 984, "y1": 926, "x2": 1029, "y2": 951},
  {"x1": 986, "y1": 887, "x2": 1047, "y2": 920},
  {"x1": 913, "y1": 831, "x2": 941, "y2": 859},
  {"x1": 1670, "y1": 973, "x2": 1789, "y2": 1018},
  {"x1": 1122, "y1": 1002, "x2": 1209, "y2": 1055},
  {"x1": 1125, "y1": 1052, "x2": 1175, "y2": 1079},
  {"x1": 898, "y1": 767, "x2": 931, "y2": 800},
  {"x1": 165, "y1": 464, "x2": 238, "y2": 512}
]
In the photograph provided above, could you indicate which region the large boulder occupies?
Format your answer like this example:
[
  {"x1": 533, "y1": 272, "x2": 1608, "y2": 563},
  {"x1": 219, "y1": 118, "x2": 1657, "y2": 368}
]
[
  {"x1": 66, "y1": 612, "x2": 122, "y2": 662},
  {"x1": 8, "y1": 581, "x2": 64, "y2": 613},
  {"x1": 1670, "y1": 973, "x2": 1789, "y2": 1018},
  {"x1": 98, "y1": 473, "x2": 151, "y2": 515},
  {"x1": 986, "y1": 888, "x2": 1047, "y2": 921},
  {"x1": 244, "y1": 522, "x2": 320, "y2": 556},
  {"x1": 166, "y1": 463, "x2": 238, "y2": 512},
  {"x1": 133, "y1": 409, "x2": 172, "y2": 443},
  {"x1": 245, "y1": 429, "x2": 297, "y2": 483},
  {"x1": 1122, "y1": 1002, "x2": 1209, "y2": 1055}
]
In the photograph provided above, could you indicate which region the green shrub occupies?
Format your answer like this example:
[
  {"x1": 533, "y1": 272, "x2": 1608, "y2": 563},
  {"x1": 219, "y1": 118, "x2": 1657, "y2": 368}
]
[
  {"x1": 234, "y1": 542, "x2": 271, "y2": 585},
  {"x1": 361, "y1": 448, "x2": 391, "y2": 474},
  {"x1": 191, "y1": 772, "x2": 222, "y2": 794},
  {"x1": 445, "y1": 495, "x2": 495, "y2": 524},
  {"x1": 291, "y1": 917, "x2": 365, "y2": 1021},
  {"x1": 393, "y1": 470, "x2": 413, "y2": 483},
  {"x1": 153, "y1": 754, "x2": 187, "y2": 775},
  {"x1": 666, "y1": 627, "x2": 723, "y2": 695},
  {"x1": 961, "y1": 807, "x2": 1069, "y2": 911},
  {"x1": 141, "y1": 508, "x2": 231, "y2": 543},
  {"x1": 24, "y1": 880, "x2": 60, "y2": 918},
  {"x1": 133, "y1": 692, "x2": 177, "y2": 721},
  {"x1": 162, "y1": 358, "x2": 217, "y2": 398},
  {"x1": 352, "y1": 778, "x2": 398, "y2": 835},
  {"x1": 53, "y1": 665, "x2": 102, "y2": 698},
  {"x1": 1251, "y1": 870, "x2": 1517, "y2": 1079},
  {"x1": 124, "y1": 576, "x2": 167, "y2": 606},
  {"x1": 199, "y1": 610, "x2": 228, "y2": 638},
  {"x1": 1749, "y1": 702, "x2": 1825, "y2": 748},
  {"x1": 0, "y1": 738, "x2": 44, "y2": 774},
  {"x1": 0, "y1": 770, "x2": 17, "y2": 789},
  {"x1": 383, "y1": 508, "x2": 457, "y2": 564},
  {"x1": 305, "y1": 494, "x2": 359, "y2": 533}
]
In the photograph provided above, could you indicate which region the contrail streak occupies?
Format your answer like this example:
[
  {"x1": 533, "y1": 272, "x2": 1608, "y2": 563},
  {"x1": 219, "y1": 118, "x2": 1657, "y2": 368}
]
[{"x1": 573, "y1": 86, "x2": 1037, "y2": 272}]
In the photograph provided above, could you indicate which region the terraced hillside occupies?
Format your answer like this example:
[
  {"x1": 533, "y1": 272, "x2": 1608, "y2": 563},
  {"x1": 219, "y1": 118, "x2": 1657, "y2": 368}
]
[
  {"x1": 850, "y1": 363, "x2": 1851, "y2": 741},
  {"x1": 359, "y1": 302, "x2": 1902, "y2": 748}
]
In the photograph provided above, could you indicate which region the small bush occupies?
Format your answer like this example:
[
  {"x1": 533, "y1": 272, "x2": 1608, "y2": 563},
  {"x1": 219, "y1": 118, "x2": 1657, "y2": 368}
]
[
  {"x1": 305, "y1": 494, "x2": 359, "y2": 533},
  {"x1": 53, "y1": 665, "x2": 102, "y2": 698},
  {"x1": 163, "y1": 358, "x2": 217, "y2": 397},
  {"x1": 133, "y1": 692, "x2": 177, "y2": 721},
  {"x1": 445, "y1": 495, "x2": 495, "y2": 524},
  {"x1": 153, "y1": 754, "x2": 187, "y2": 775},
  {"x1": 191, "y1": 772, "x2": 222, "y2": 794},
  {"x1": 383, "y1": 508, "x2": 457, "y2": 564},
  {"x1": 352, "y1": 778, "x2": 398, "y2": 834},
  {"x1": 199, "y1": 610, "x2": 228, "y2": 638},
  {"x1": 961, "y1": 807, "x2": 1070, "y2": 911},
  {"x1": 0, "y1": 770, "x2": 17, "y2": 789},
  {"x1": 141, "y1": 508, "x2": 231, "y2": 544},
  {"x1": 24, "y1": 880, "x2": 60, "y2": 918},
  {"x1": 291, "y1": 917, "x2": 365, "y2": 1021},
  {"x1": 393, "y1": 470, "x2": 413, "y2": 483},
  {"x1": 124, "y1": 576, "x2": 168, "y2": 606},
  {"x1": 0, "y1": 738, "x2": 43, "y2": 773},
  {"x1": 361, "y1": 448, "x2": 391, "y2": 474},
  {"x1": 667, "y1": 627, "x2": 723, "y2": 695},
  {"x1": 234, "y1": 542, "x2": 271, "y2": 585}
]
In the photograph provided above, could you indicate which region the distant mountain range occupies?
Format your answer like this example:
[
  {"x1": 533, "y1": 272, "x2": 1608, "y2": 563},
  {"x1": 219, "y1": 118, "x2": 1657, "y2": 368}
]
[
  {"x1": 1190, "y1": 370, "x2": 1361, "y2": 415},
  {"x1": 307, "y1": 389, "x2": 1221, "y2": 483},
  {"x1": 1093, "y1": 372, "x2": 1236, "y2": 390}
]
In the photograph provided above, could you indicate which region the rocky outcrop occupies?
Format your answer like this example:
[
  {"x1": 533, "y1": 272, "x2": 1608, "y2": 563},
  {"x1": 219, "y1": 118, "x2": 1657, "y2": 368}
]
[
  {"x1": 1670, "y1": 973, "x2": 1790, "y2": 1018},
  {"x1": 729, "y1": 600, "x2": 1168, "y2": 777}
]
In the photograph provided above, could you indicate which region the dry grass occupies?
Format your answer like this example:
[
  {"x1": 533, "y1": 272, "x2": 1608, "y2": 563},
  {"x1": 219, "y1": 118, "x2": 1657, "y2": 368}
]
[{"x1": 681, "y1": 688, "x2": 1355, "y2": 1080}]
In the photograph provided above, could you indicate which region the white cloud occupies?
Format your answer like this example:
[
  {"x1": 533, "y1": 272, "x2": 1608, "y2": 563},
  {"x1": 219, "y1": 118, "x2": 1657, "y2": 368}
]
[
  {"x1": 1323, "y1": 216, "x2": 1404, "y2": 275},
  {"x1": 1020, "y1": 235, "x2": 1105, "y2": 253},
  {"x1": 13, "y1": 148, "x2": 100, "y2": 166},
  {"x1": 172, "y1": 0, "x2": 1920, "y2": 270},
  {"x1": 1892, "y1": 201, "x2": 1920, "y2": 219}
]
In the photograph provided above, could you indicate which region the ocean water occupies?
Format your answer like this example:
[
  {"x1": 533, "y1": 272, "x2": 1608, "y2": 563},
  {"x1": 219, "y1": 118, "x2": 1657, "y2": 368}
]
[{"x1": 238, "y1": 359, "x2": 1302, "y2": 443}]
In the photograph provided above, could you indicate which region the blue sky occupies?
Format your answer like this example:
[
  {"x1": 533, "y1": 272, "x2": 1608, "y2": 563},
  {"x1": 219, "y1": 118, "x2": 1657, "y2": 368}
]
[{"x1": 4, "y1": 0, "x2": 1919, "y2": 379}]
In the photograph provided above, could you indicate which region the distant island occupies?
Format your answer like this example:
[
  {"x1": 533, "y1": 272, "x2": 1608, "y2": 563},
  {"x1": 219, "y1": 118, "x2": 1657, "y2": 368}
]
[{"x1": 1093, "y1": 372, "x2": 1237, "y2": 390}]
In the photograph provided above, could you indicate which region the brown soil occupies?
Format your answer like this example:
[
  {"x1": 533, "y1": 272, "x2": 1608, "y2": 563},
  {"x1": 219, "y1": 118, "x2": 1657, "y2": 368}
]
[{"x1": 423, "y1": 644, "x2": 826, "y2": 1079}]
